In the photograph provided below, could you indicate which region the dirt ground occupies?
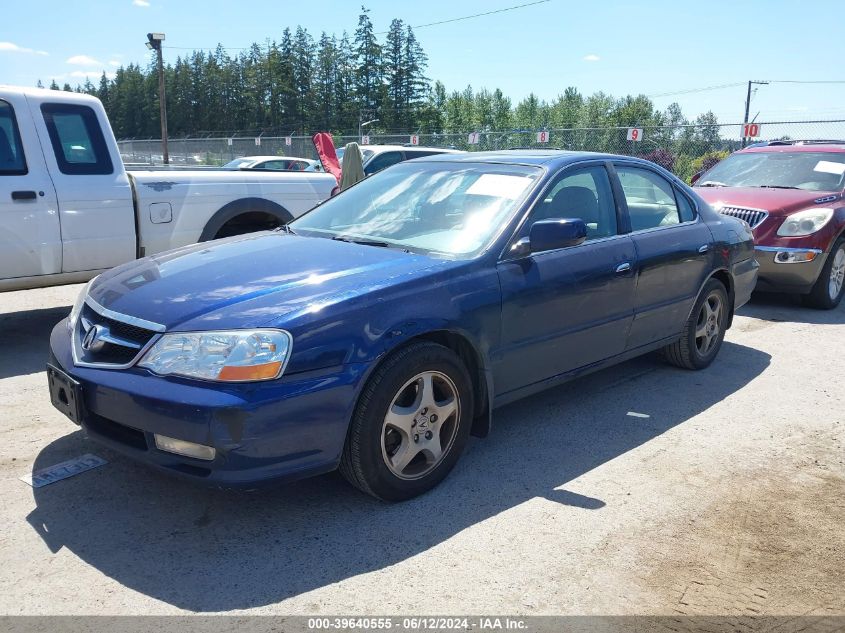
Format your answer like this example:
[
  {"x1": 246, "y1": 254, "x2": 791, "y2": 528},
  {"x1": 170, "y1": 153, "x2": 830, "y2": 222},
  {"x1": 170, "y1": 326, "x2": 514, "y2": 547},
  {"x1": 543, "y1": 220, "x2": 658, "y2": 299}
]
[{"x1": 0, "y1": 283, "x2": 842, "y2": 617}]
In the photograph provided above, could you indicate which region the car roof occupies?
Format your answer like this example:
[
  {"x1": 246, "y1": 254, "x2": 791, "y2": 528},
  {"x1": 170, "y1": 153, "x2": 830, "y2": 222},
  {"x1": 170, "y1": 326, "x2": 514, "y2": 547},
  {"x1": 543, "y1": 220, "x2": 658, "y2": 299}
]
[
  {"x1": 232, "y1": 156, "x2": 315, "y2": 162},
  {"x1": 413, "y1": 149, "x2": 642, "y2": 168},
  {"x1": 358, "y1": 145, "x2": 463, "y2": 154},
  {"x1": 741, "y1": 142, "x2": 845, "y2": 154}
]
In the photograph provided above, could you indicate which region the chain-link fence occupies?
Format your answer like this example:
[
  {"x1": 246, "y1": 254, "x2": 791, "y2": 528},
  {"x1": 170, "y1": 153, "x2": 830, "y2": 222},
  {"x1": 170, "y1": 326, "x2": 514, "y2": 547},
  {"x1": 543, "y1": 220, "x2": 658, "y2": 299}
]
[{"x1": 118, "y1": 120, "x2": 845, "y2": 183}]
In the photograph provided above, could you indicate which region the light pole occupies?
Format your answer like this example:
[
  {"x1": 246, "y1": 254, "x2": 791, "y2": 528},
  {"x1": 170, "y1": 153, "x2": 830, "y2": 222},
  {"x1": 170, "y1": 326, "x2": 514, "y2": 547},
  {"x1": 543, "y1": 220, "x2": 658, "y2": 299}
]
[
  {"x1": 359, "y1": 118, "x2": 379, "y2": 143},
  {"x1": 741, "y1": 80, "x2": 768, "y2": 148},
  {"x1": 146, "y1": 32, "x2": 169, "y2": 164}
]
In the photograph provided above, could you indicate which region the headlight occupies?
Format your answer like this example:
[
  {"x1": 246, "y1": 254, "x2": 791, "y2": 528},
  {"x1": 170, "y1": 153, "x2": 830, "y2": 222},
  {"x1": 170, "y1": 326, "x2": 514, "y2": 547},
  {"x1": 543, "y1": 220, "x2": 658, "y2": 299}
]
[
  {"x1": 777, "y1": 208, "x2": 834, "y2": 237},
  {"x1": 68, "y1": 277, "x2": 97, "y2": 331},
  {"x1": 138, "y1": 329, "x2": 292, "y2": 382}
]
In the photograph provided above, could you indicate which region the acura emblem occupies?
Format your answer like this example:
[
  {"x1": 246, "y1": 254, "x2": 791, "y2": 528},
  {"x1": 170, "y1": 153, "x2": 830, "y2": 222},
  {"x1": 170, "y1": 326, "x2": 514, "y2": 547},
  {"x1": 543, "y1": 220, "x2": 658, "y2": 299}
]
[{"x1": 81, "y1": 324, "x2": 106, "y2": 352}]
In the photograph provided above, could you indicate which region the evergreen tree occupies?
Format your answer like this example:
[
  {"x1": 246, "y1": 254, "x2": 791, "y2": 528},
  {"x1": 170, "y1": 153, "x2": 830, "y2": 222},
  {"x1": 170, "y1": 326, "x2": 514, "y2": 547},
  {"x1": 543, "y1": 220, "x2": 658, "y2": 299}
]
[{"x1": 353, "y1": 6, "x2": 383, "y2": 117}]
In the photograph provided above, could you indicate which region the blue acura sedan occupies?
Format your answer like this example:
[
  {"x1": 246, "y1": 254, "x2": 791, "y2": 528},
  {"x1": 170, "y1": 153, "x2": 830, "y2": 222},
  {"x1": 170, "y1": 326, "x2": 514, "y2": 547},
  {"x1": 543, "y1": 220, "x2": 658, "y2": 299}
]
[{"x1": 48, "y1": 151, "x2": 758, "y2": 500}]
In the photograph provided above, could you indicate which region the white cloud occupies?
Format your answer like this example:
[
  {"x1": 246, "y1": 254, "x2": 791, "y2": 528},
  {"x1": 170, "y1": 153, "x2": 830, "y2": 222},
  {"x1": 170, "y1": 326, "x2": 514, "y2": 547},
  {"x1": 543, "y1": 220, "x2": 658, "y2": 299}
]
[
  {"x1": 0, "y1": 41, "x2": 48, "y2": 56},
  {"x1": 132, "y1": 0, "x2": 151, "y2": 6},
  {"x1": 583, "y1": 54, "x2": 600, "y2": 62},
  {"x1": 109, "y1": 60, "x2": 121, "y2": 67},
  {"x1": 66, "y1": 54, "x2": 102, "y2": 66}
]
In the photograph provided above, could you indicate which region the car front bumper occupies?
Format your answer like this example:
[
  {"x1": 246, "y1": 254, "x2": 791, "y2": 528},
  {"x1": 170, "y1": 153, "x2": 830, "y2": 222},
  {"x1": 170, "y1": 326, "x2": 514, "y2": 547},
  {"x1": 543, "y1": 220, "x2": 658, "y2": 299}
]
[
  {"x1": 48, "y1": 318, "x2": 368, "y2": 488},
  {"x1": 753, "y1": 246, "x2": 827, "y2": 294}
]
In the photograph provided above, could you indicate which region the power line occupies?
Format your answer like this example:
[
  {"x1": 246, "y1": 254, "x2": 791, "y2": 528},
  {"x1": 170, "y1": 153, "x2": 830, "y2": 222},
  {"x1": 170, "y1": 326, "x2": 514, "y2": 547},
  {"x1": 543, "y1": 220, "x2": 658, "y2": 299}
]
[
  {"x1": 162, "y1": 0, "x2": 553, "y2": 49},
  {"x1": 375, "y1": 0, "x2": 552, "y2": 34},
  {"x1": 647, "y1": 83, "x2": 746, "y2": 99}
]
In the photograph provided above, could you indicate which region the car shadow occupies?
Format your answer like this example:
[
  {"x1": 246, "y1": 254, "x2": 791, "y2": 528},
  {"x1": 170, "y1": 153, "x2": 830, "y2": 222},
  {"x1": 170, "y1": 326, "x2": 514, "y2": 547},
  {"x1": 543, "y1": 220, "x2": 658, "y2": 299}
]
[
  {"x1": 0, "y1": 306, "x2": 68, "y2": 380},
  {"x1": 738, "y1": 291, "x2": 845, "y2": 325},
  {"x1": 26, "y1": 341, "x2": 770, "y2": 612}
]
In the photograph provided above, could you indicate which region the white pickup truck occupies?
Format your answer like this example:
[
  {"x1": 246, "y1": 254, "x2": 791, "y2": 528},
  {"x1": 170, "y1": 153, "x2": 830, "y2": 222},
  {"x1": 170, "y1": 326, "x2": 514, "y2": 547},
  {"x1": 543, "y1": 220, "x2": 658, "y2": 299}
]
[{"x1": 0, "y1": 86, "x2": 337, "y2": 292}]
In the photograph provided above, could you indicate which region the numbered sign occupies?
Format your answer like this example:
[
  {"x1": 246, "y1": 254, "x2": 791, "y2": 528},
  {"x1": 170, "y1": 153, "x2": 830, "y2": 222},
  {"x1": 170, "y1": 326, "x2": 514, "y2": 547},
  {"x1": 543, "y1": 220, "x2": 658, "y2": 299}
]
[
  {"x1": 626, "y1": 128, "x2": 643, "y2": 141},
  {"x1": 254, "y1": 137, "x2": 261, "y2": 146},
  {"x1": 743, "y1": 123, "x2": 761, "y2": 138},
  {"x1": 536, "y1": 130, "x2": 549, "y2": 144},
  {"x1": 227, "y1": 138, "x2": 233, "y2": 147},
  {"x1": 285, "y1": 136, "x2": 292, "y2": 147},
  {"x1": 468, "y1": 132, "x2": 480, "y2": 145},
  {"x1": 409, "y1": 134, "x2": 419, "y2": 146},
  {"x1": 361, "y1": 134, "x2": 370, "y2": 145}
]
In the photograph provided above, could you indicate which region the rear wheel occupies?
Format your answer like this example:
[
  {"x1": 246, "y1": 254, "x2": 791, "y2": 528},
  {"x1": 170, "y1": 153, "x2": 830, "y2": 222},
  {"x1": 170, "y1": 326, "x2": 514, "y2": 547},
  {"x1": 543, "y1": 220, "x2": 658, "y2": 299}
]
[
  {"x1": 803, "y1": 237, "x2": 845, "y2": 310},
  {"x1": 663, "y1": 278, "x2": 729, "y2": 370},
  {"x1": 340, "y1": 342, "x2": 473, "y2": 501},
  {"x1": 213, "y1": 212, "x2": 282, "y2": 239}
]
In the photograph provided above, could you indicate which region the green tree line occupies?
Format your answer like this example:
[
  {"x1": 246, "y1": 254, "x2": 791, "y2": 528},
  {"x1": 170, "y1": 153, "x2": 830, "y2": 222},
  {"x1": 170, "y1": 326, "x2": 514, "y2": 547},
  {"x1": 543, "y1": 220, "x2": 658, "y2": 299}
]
[{"x1": 45, "y1": 5, "x2": 723, "y2": 154}]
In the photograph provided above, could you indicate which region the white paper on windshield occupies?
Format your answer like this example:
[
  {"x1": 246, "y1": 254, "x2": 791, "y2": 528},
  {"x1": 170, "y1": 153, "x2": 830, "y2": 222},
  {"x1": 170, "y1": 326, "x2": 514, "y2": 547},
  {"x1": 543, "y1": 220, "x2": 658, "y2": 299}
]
[
  {"x1": 814, "y1": 160, "x2": 845, "y2": 176},
  {"x1": 467, "y1": 174, "x2": 532, "y2": 200}
]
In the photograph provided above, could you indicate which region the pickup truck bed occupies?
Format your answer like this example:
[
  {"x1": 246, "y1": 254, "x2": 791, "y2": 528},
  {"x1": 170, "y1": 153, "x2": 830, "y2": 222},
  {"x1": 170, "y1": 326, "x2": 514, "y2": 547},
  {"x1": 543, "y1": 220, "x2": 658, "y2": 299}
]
[{"x1": 0, "y1": 86, "x2": 336, "y2": 292}]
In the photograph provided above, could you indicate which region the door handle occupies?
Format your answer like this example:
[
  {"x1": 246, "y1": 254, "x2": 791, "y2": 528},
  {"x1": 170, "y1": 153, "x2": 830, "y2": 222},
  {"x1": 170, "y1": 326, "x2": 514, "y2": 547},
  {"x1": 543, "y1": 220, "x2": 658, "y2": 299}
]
[
  {"x1": 615, "y1": 262, "x2": 632, "y2": 274},
  {"x1": 698, "y1": 244, "x2": 710, "y2": 253},
  {"x1": 11, "y1": 190, "x2": 37, "y2": 201}
]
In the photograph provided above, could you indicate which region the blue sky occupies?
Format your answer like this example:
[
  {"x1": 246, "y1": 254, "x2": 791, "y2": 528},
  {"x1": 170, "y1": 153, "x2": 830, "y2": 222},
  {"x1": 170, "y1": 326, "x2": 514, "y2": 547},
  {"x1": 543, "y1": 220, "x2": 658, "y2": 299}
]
[{"x1": 2, "y1": 0, "x2": 843, "y2": 123}]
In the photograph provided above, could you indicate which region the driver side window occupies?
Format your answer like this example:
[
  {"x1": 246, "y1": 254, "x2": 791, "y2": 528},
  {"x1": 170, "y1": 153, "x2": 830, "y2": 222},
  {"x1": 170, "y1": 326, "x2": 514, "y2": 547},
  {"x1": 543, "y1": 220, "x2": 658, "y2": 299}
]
[{"x1": 527, "y1": 165, "x2": 618, "y2": 240}]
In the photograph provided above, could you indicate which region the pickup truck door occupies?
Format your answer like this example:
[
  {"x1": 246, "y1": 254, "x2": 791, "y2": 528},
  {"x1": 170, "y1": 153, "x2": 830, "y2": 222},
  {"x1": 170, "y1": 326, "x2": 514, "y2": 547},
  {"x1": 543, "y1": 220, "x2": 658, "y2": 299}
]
[
  {"x1": 0, "y1": 95, "x2": 61, "y2": 279},
  {"x1": 26, "y1": 93, "x2": 136, "y2": 273}
]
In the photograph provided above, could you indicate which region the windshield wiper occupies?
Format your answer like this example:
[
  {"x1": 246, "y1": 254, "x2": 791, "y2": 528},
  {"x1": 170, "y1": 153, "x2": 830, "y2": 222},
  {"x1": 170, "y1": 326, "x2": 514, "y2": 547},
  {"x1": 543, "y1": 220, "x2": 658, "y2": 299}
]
[
  {"x1": 697, "y1": 180, "x2": 728, "y2": 187},
  {"x1": 275, "y1": 224, "x2": 297, "y2": 235},
  {"x1": 332, "y1": 235, "x2": 391, "y2": 248},
  {"x1": 758, "y1": 185, "x2": 801, "y2": 190}
]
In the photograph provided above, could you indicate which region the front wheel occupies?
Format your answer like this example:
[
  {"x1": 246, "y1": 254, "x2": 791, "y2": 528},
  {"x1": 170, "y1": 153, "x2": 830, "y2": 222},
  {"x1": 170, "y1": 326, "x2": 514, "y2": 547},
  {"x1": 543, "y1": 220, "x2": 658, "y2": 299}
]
[
  {"x1": 340, "y1": 342, "x2": 474, "y2": 501},
  {"x1": 663, "y1": 278, "x2": 729, "y2": 370},
  {"x1": 803, "y1": 237, "x2": 845, "y2": 310}
]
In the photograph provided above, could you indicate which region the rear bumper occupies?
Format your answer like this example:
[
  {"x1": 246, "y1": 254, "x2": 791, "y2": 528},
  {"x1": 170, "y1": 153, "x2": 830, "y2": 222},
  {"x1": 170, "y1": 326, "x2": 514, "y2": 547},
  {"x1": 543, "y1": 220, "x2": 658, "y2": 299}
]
[
  {"x1": 754, "y1": 246, "x2": 826, "y2": 294},
  {"x1": 732, "y1": 256, "x2": 759, "y2": 310},
  {"x1": 49, "y1": 318, "x2": 367, "y2": 488}
]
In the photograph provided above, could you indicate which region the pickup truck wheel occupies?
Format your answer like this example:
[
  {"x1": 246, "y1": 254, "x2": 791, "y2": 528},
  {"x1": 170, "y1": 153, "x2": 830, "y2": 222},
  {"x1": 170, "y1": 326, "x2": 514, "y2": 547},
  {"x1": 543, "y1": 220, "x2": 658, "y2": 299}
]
[
  {"x1": 663, "y1": 278, "x2": 729, "y2": 370},
  {"x1": 339, "y1": 341, "x2": 473, "y2": 502},
  {"x1": 802, "y1": 237, "x2": 845, "y2": 310}
]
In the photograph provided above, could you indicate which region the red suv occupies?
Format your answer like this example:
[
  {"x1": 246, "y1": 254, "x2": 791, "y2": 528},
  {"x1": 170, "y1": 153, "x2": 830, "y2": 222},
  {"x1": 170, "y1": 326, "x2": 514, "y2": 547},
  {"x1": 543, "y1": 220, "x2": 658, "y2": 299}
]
[{"x1": 693, "y1": 141, "x2": 845, "y2": 309}]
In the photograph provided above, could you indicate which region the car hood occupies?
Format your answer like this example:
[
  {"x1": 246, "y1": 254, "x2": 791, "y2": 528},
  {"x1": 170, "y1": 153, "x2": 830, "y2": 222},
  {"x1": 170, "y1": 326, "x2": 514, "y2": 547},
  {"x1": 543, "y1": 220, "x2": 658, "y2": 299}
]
[
  {"x1": 696, "y1": 187, "x2": 842, "y2": 216},
  {"x1": 88, "y1": 232, "x2": 455, "y2": 331}
]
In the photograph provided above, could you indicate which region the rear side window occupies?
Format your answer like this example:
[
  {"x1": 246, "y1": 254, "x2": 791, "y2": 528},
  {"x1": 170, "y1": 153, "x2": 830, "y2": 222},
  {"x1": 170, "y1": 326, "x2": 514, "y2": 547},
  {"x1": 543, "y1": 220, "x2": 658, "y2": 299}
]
[
  {"x1": 617, "y1": 166, "x2": 680, "y2": 231},
  {"x1": 675, "y1": 188, "x2": 697, "y2": 222},
  {"x1": 41, "y1": 103, "x2": 113, "y2": 175},
  {"x1": 364, "y1": 151, "x2": 403, "y2": 176},
  {"x1": 0, "y1": 100, "x2": 27, "y2": 175}
]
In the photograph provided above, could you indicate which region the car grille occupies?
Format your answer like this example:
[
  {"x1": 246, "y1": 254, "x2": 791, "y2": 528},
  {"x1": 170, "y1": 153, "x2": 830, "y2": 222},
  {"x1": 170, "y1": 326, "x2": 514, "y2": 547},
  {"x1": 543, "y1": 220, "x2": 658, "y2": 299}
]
[
  {"x1": 718, "y1": 206, "x2": 769, "y2": 229},
  {"x1": 73, "y1": 301, "x2": 162, "y2": 368}
]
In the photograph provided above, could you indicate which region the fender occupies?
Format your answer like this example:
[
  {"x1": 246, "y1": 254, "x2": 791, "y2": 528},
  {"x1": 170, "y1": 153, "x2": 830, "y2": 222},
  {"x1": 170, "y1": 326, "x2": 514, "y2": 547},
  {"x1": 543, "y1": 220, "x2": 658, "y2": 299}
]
[
  {"x1": 199, "y1": 197, "x2": 294, "y2": 242},
  {"x1": 375, "y1": 320, "x2": 495, "y2": 439}
]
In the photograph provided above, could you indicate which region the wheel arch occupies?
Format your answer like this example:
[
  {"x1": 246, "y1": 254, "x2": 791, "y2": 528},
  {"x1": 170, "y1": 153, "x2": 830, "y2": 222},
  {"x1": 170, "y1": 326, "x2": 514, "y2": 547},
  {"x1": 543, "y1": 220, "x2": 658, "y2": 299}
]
[
  {"x1": 198, "y1": 197, "x2": 294, "y2": 241},
  {"x1": 362, "y1": 328, "x2": 494, "y2": 440},
  {"x1": 708, "y1": 268, "x2": 735, "y2": 328}
]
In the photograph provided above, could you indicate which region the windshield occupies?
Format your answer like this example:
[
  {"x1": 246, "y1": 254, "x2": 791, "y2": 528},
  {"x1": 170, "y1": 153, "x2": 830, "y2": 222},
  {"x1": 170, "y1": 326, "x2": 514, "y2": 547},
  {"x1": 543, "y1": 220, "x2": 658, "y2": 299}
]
[
  {"x1": 699, "y1": 152, "x2": 845, "y2": 192},
  {"x1": 223, "y1": 157, "x2": 254, "y2": 169},
  {"x1": 291, "y1": 161, "x2": 540, "y2": 257},
  {"x1": 336, "y1": 147, "x2": 375, "y2": 164}
]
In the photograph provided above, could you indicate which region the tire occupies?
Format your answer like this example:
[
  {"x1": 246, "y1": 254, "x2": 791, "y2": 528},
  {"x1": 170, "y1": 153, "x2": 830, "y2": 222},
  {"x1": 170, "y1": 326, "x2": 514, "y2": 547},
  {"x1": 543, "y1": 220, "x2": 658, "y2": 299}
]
[
  {"x1": 663, "y1": 278, "x2": 729, "y2": 370},
  {"x1": 340, "y1": 341, "x2": 474, "y2": 501},
  {"x1": 802, "y1": 237, "x2": 845, "y2": 310}
]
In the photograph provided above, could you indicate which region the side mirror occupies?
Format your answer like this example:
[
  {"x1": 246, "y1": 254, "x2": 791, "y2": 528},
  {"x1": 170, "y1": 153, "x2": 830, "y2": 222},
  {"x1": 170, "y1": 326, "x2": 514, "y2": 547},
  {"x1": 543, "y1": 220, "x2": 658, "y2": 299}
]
[
  {"x1": 690, "y1": 171, "x2": 702, "y2": 185},
  {"x1": 513, "y1": 218, "x2": 587, "y2": 255}
]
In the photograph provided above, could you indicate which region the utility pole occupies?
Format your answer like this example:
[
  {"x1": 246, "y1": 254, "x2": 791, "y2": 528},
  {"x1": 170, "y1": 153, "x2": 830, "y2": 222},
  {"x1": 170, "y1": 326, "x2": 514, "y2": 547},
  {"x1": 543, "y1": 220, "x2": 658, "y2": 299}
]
[
  {"x1": 146, "y1": 32, "x2": 168, "y2": 164},
  {"x1": 742, "y1": 80, "x2": 769, "y2": 148}
]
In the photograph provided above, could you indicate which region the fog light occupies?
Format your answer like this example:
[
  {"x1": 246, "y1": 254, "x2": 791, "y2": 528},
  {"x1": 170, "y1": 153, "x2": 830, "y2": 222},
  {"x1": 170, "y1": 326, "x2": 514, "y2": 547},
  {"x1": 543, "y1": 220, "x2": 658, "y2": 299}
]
[
  {"x1": 154, "y1": 434, "x2": 216, "y2": 460},
  {"x1": 774, "y1": 250, "x2": 818, "y2": 264}
]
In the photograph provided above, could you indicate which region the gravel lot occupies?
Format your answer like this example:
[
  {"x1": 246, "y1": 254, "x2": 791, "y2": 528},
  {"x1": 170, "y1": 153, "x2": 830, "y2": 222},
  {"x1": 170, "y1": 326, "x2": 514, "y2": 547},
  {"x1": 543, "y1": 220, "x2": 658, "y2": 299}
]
[{"x1": 0, "y1": 283, "x2": 842, "y2": 616}]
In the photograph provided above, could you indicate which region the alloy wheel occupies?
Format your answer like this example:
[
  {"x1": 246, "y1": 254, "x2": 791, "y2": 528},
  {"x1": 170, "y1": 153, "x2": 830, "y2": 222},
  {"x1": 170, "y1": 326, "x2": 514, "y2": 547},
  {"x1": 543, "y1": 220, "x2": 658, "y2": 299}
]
[
  {"x1": 381, "y1": 371, "x2": 460, "y2": 480},
  {"x1": 695, "y1": 292, "x2": 723, "y2": 356},
  {"x1": 828, "y1": 246, "x2": 845, "y2": 302}
]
